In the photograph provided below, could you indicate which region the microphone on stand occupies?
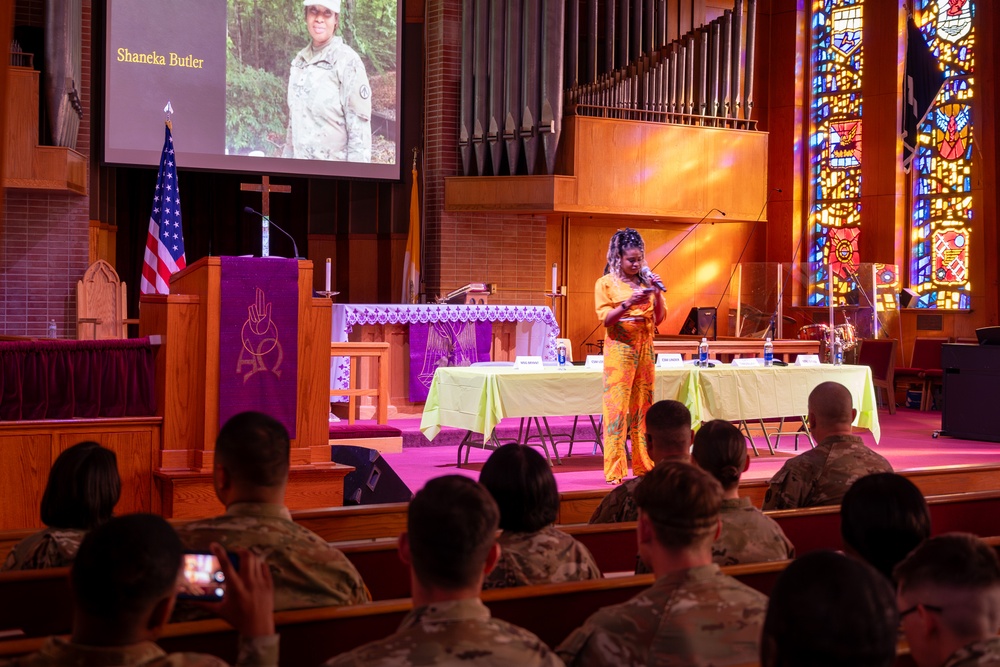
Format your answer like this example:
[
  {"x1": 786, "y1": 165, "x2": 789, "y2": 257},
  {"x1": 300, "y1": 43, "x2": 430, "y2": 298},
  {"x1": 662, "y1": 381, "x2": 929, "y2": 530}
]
[{"x1": 244, "y1": 207, "x2": 301, "y2": 259}]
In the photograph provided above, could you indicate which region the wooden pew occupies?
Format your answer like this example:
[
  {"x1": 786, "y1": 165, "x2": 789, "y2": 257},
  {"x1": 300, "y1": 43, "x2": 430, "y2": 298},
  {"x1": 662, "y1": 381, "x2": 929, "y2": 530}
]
[
  {"x1": 4, "y1": 487, "x2": 1000, "y2": 635},
  {"x1": 3, "y1": 462, "x2": 998, "y2": 561},
  {"x1": 0, "y1": 561, "x2": 790, "y2": 666},
  {"x1": 558, "y1": 462, "x2": 1000, "y2": 526}
]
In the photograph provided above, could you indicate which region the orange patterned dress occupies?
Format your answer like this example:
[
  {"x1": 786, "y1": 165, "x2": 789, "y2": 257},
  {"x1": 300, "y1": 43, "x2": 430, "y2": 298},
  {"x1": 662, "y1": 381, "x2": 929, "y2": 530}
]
[{"x1": 594, "y1": 274, "x2": 666, "y2": 482}]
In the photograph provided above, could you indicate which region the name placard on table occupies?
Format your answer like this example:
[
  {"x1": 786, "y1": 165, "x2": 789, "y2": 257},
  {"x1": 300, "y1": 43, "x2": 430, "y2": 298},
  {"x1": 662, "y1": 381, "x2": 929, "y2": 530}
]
[
  {"x1": 656, "y1": 353, "x2": 685, "y2": 369},
  {"x1": 731, "y1": 357, "x2": 762, "y2": 368},
  {"x1": 795, "y1": 355, "x2": 823, "y2": 366},
  {"x1": 513, "y1": 356, "x2": 545, "y2": 371},
  {"x1": 585, "y1": 355, "x2": 605, "y2": 370}
]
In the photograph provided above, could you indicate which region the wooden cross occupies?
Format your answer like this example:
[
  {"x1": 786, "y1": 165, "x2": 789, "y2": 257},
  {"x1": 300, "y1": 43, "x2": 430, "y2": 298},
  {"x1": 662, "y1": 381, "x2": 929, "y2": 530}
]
[{"x1": 241, "y1": 175, "x2": 291, "y2": 257}]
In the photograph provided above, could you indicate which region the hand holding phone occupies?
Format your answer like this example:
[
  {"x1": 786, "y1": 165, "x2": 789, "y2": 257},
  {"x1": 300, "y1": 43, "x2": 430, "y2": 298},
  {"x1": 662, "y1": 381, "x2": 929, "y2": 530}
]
[
  {"x1": 201, "y1": 544, "x2": 275, "y2": 639},
  {"x1": 178, "y1": 551, "x2": 236, "y2": 601}
]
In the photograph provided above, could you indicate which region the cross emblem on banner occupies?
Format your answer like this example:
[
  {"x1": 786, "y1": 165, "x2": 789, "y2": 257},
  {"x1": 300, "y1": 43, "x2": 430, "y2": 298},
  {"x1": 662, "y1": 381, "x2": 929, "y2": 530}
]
[{"x1": 241, "y1": 175, "x2": 291, "y2": 257}]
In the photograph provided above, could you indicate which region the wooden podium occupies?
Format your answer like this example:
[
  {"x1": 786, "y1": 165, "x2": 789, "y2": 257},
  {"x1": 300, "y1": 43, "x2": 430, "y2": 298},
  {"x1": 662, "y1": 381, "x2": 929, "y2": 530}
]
[{"x1": 140, "y1": 257, "x2": 350, "y2": 519}]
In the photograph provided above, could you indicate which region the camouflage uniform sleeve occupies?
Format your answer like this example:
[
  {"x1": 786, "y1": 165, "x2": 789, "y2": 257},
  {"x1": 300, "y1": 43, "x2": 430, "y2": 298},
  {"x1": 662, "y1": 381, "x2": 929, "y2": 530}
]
[
  {"x1": 762, "y1": 466, "x2": 802, "y2": 510},
  {"x1": 557, "y1": 623, "x2": 640, "y2": 667},
  {"x1": 340, "y1": 54, "x2": 372, "y2": 162},
  {"x1": 589, "y1": 486, "x2": 631, "y2": 524},
  {"x1": 234, "y1": 634, "x2": 279, "y2": 667}
]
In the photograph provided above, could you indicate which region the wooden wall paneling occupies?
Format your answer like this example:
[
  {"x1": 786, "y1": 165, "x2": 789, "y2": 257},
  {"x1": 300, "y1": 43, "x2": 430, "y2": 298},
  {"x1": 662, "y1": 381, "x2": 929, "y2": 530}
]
[
  {"x1": 140, "y1": 294, "x2": 201, "y2": 469},
  {"x1": 762, "y1": 1, "x2": 807, "y2": 315},
  {"x1": 492, "y1": 321, "x2": 518, "y2": 361},
  {"x1": 979, "y1": 0, "x2": 999, "y2": 325},
  {"x1": 308, "y1": 235, "x2": 339, "y2": 293},
  {"x1": 860, "y1": 0, "x2": 904, "y2": 266},
  {"x1": 569, "y1": 119, "x2": 768, "y2": 220},
  {"x1": 3, "y1": 68, "x2": 37, "y2": 182},
  {"x1": 0, "y1": 435, "x2": 50, "y2": 530},
  {"x1": 295, "y1": 266, "x2": 333, "y2": 465},
  {"x1": 53, "y1": 429, "x2": 156, "y2": 516},
  {"x1": 0, "y1": 0, "x2": 11, "y2": 218},
  {"x1": 0, "y1": 418, "x2": 163, "y2": 530},
  {"x1": 169, "y1": 259, "x2": 221, "y2": 460},
  {"x1": 347, "y1": 236, "x2": 380, "y2": 303}
]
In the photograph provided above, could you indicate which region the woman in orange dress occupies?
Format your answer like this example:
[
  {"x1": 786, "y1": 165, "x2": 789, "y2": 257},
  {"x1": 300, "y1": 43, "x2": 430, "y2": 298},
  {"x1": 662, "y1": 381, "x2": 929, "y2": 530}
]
[{"x1": 594, "y1": 228, "x2": 666, "y2": 484}]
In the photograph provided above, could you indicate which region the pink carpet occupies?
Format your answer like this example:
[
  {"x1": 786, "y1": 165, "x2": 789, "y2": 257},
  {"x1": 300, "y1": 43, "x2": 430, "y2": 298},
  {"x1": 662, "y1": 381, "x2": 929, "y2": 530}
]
[{"x1": 365, "y1": 409, "x2": 1000, "y2": 494}]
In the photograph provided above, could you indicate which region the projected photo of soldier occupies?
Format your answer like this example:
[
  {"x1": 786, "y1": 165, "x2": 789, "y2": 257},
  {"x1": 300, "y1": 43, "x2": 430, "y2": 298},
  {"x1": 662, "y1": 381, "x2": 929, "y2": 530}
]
[{"x1": 283, "y1": 0, "x2": 372, "y2": 162}]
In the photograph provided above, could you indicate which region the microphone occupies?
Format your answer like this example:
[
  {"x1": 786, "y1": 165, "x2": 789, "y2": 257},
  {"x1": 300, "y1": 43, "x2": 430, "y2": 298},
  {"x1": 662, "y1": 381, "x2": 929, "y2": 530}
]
[
  {"x1": 244, "y1": 207, "x2": 301, "y2": 259},
  {"x1": 640, "y1": 267, "x2": 666, "y2": 292}
]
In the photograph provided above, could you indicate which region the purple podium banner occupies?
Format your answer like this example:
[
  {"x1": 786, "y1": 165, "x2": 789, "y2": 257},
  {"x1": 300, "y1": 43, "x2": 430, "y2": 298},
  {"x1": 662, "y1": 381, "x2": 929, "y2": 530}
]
[
  {"x1": 409, "y1": 320, "x2": 492, "y2": 402},
  {"x1": 219, "y1": 257, "x2": 298, "y2": 437}
]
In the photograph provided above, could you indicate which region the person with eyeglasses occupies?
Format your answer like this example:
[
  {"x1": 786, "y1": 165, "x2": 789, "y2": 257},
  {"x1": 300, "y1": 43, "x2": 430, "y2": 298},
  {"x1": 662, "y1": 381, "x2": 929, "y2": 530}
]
[
  {"x1": 895, "y1": 534, "x2": 1000, "y2": 667},
  {"x1": 285, "y1": 1, "x2": 372, "y2": 163}
]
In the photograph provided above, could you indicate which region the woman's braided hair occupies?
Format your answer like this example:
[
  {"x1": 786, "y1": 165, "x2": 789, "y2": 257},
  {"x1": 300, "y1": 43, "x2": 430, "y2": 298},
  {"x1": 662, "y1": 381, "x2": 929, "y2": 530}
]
[{"x1": 606, "y1": 228, "x2": 646, "y2": 282}]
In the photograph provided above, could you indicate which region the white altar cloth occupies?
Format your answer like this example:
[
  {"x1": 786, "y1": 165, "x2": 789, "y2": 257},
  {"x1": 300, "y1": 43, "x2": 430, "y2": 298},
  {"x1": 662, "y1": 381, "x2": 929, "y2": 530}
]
[{"x1": 330, "y1": 304, "x2": 560, "y2": 400}]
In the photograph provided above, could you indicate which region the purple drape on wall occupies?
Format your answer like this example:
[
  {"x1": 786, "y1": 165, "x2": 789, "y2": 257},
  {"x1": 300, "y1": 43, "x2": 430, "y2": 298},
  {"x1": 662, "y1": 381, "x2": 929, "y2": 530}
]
[{"x1": 0, "y1": 338, "x2": 156, "y2": 421}]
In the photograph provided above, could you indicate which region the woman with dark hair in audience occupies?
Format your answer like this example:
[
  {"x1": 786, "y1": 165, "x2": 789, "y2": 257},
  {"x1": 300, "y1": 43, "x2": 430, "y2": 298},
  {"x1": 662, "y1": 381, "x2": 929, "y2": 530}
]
[
  {"x1": 692, "y1": 420, "x2": 794, "y2": 565},
  {"x1": 761, "y1": 550, "x2": 899, "y2": 667},
  {"x1": 840, "y1": 471, "x2": 931, "y2": 581},
  {"x1": 2, "y1": 441, "x2": 121, "y2": 571},
  {"x1": 479, "y1": 443, "x2": 602, "y2": 589}
]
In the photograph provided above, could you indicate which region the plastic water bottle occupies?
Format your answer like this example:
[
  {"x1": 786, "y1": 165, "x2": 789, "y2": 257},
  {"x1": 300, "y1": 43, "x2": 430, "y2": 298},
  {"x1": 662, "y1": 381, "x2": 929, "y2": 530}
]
[
  {"x1": 47, "y1": 319, "x2": 57, "y2": 339},
  {"x1": 833, "y1": 332, "x2": 844, "y2": 366},
  {"x1": 557, "y1": 343, "x2": 567, "y2": 369},
  {"x1": 763, "y1": 337, "x2": 774, "y2": 367},
  {"x1": 698, "y1": 337, "x2": 709, "y2": 367}
]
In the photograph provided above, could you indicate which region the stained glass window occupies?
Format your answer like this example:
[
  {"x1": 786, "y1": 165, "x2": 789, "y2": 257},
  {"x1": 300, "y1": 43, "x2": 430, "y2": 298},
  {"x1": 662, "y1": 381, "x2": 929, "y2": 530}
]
[
  {"x1": 807, "y1": 0, "x2": 863, "y2": 306},
  {"x1": 910, "y1": 0, "x2": 974, "y2": 309},
  {"x1": 874, "y1": 263, "x2": 899, "y2": 312}
]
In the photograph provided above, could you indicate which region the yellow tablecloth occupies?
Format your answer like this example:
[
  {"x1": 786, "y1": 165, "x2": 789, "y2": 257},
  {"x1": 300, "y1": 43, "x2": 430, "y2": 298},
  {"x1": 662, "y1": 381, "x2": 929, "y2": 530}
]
[
  {"x1": 419, "y1": 366, "x2": 698, "y2": 440},
  {"x1": 420, "y1": 363, "x2": 881, "y2": 444},
  {"x1": 695, "y1": 364, "x2": 880, "y2": 443}
]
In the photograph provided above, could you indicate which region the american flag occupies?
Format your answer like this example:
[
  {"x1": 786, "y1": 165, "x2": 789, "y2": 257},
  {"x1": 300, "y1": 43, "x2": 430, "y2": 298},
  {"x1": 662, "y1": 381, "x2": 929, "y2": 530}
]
[{"x1": 140, "y1": 123, "x2": 186, "y2": 294}]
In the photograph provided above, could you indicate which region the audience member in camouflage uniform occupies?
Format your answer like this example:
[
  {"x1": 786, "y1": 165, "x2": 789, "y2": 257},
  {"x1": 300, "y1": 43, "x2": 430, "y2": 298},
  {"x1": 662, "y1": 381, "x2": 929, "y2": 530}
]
[
  {"x1": 0, "y1": 514, "x2": 278, "y2": 667},
  {"x1": 284, "y1": 1, "x2": 372, "y2": 162},
  {"x1": 176, "y1": 411, "x2": 369, "y2": 617},
  {"x1": 762, "y1": 381, "x2": 892, "y2": 510},
  {"x1": 324, "y1": 475, "x2": 563, "y2": 667},
  {"x1": 558, "y1": 462, "x2": 768, "y2": 667},
  {"x1": 479, "y1": 444, "x2": 601, "y2": 589},
  {"x1": 762, "y1": 550, "x2": 897, "y2": 667},
  {"x1": 589, "y1": 400, "x2": 694, "y2": 524},
  {"x1": 896, "y1": 534, "x2": 1000, "y2": 667},
  {"x1": 841, "y1": 472, "x2": 931, "y2": 580},
  {"x1": 692, "y1": 420, "x2": 794, "y2": 566},
  {"x1": 2, "y1": 441, "x2": 120, "y2": 571}
]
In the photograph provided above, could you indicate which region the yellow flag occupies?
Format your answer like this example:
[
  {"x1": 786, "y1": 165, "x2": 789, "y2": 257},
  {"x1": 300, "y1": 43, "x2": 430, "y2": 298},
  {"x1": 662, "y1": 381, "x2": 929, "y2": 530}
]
[{"x1": 402, "y1": 161, "x2": 420, "y2": 303}]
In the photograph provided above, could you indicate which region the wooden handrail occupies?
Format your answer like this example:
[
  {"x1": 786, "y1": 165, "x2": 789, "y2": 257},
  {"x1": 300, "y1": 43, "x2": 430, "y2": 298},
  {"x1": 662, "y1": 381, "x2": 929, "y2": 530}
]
[{"x1": 330, "y1": 342, "x2": 390, "y2": 425}]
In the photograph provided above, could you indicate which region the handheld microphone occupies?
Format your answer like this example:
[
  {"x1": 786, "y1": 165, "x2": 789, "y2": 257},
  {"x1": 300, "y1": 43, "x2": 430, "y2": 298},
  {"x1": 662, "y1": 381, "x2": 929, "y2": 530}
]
[
  {"x1": 640, "y1": 267, "x2": 667, "y2": 292},
  {"x1": 244, "y1": 207, "x2": 301, "y2": 259}
]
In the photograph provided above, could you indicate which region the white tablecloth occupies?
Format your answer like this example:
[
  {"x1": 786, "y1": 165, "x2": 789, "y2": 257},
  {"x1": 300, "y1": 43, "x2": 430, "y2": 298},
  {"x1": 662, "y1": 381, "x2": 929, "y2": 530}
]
[{"x1": 330, "y1": 304, "x2": 560, "y2": 399}]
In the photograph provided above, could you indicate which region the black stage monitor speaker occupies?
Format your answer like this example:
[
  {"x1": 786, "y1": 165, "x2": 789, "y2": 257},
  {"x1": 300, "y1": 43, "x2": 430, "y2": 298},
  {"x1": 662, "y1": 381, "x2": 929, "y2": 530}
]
[
  {"x1": 899, "y1": 288, "x2": 919, "y2": 308},
  {"x1": 977, "y1": 326, "x2": 1000, "y2": 345},
  {"x1": 679, "y1": 307, "x2": 717, "y2": 338},
  {"x1": 330, "y1": 445, "x2": 413, "y2": 506}
]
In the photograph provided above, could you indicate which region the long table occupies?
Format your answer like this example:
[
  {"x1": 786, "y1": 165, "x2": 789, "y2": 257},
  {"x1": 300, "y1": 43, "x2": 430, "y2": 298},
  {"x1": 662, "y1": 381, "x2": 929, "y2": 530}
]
[{"x1": 419, "y1": 364, "x2": 880, "y2": 461}]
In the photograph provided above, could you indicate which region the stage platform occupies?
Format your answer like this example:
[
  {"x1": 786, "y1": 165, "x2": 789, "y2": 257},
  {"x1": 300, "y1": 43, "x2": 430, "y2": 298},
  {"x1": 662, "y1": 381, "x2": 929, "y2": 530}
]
[{"x1": 371, "y1": 408, "x2": 1000, "y2": 494}]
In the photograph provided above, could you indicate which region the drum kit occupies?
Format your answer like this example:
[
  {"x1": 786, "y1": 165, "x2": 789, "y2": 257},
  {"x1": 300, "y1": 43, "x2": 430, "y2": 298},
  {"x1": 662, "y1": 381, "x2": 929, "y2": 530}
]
[{"x1": 797, "y1": 322, "x2": 858, "y2": 364}]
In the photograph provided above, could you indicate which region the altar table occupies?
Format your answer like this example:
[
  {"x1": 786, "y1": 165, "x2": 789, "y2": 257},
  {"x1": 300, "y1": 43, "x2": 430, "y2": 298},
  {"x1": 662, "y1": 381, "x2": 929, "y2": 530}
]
[{"x1": 331, "y1": 304, "x2": 559, "y2": 414}]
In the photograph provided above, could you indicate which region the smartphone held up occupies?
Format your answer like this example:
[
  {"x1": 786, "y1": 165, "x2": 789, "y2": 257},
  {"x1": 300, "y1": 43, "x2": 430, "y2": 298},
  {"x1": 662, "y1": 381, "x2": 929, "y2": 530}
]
[{"x1": 177, "y1": 551, "x2": 237, "y2": 601}]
